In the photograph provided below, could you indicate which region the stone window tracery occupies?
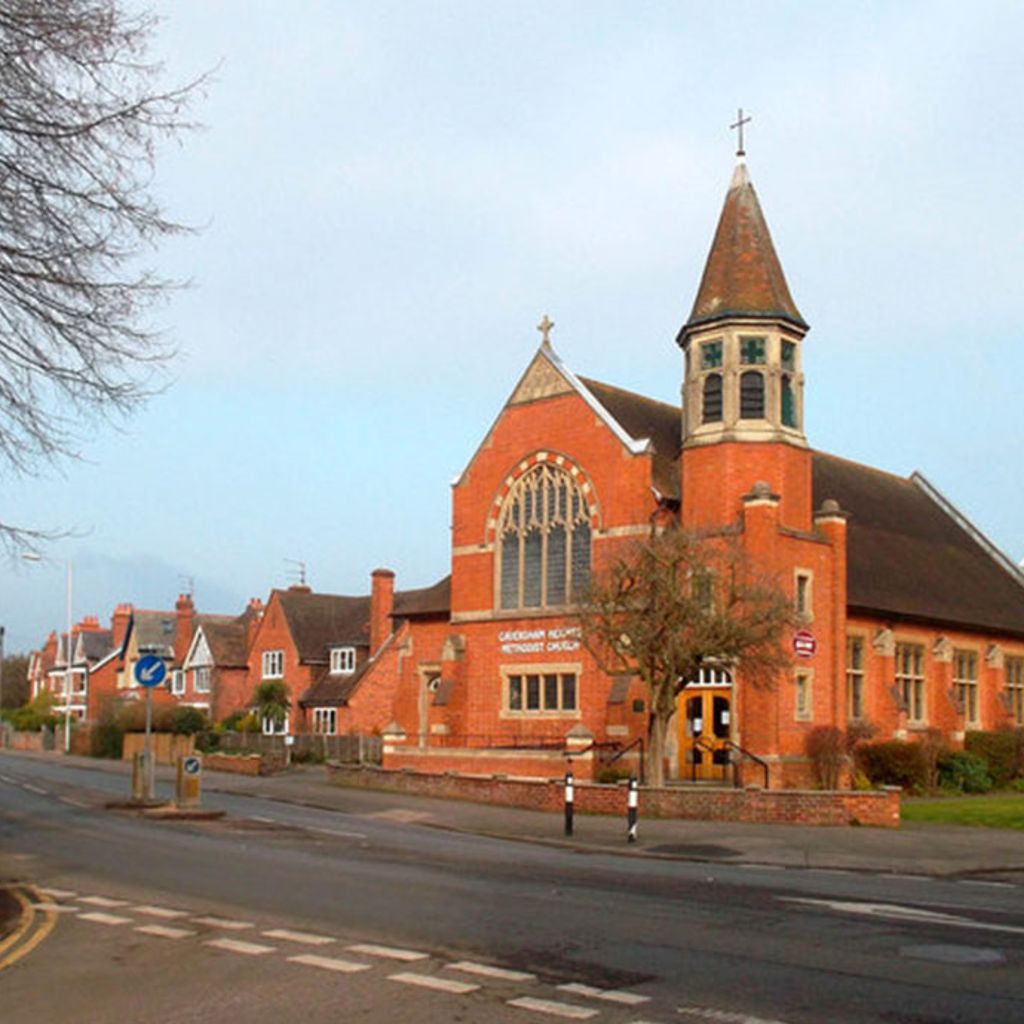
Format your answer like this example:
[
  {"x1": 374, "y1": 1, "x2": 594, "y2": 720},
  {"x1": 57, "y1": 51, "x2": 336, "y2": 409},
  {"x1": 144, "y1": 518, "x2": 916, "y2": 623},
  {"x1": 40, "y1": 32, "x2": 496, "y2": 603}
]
[{"x1": 498, "y1": 463, "x2": 592, "y2": 610}]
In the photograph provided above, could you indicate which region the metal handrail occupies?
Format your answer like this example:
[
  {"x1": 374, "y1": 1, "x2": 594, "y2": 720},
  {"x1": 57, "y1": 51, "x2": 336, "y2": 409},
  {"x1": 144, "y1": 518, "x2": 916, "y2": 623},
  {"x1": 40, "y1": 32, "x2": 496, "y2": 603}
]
[{"x1": 720, "y1": 739, "x2": 770, "y2": 789}]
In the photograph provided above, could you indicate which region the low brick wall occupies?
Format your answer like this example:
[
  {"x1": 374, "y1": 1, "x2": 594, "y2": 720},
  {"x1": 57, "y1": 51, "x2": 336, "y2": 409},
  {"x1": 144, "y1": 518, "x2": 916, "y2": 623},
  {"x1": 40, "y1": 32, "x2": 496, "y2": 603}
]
[
  {"x1": 4, "y1": 730, "x2": 49, "y2": 752},
  {"x1": 203, "y1": 751, "x2": 288, "y2": 776},
  {"x1": 122, "y1": 732, "x2": 194, "y2": 766},
  {"x1": 326, "y1": 763, "x2": 901, "y2": 828}
]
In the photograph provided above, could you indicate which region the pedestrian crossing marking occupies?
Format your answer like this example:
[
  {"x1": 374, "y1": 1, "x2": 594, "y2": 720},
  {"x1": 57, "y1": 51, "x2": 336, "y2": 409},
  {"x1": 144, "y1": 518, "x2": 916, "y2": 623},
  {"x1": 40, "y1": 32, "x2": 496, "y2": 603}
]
[
  {"x1": 288, "y1": 953, "x2": 371, "y2": 973},
  {"x1": 389, "y1": 972, "x2": 479, "y2": 995}
]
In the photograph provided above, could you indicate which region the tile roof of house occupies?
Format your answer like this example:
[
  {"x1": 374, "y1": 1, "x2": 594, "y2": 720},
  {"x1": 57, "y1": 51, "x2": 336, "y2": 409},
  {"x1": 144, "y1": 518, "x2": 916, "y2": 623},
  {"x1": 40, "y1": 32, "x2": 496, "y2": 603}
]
[
  {"x1": 683, "y1": 160, "x2": 806, "y2": 334},
  {"x1": 133, "y1": 610, "x2": 178, "y2": 657},
  {"x1": 392, "y1": 575, "x2": 451, "y2": 618},
  {"x1": 275, "y1": 589, "x2": 371, "y2": 663},
  {"x1": 584, "y1": 378, "x2": 1024, "y2": 638},
  {"x1": 80, "y1": 629, "x2": 115, "y2": 663},
  {"x1": 199, "y1": 612, "x2": 252, "y2": 668}
]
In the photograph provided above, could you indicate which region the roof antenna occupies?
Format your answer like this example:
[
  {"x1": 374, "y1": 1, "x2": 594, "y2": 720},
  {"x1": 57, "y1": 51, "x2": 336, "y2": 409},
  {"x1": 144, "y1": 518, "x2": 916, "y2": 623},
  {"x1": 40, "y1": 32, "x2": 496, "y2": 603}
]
[
  {"x1": 285, "y1": 558, "x2": 308, "y2": 586},
  {"x1": 730, "y1": 107, "x2": 751, "y2": 158},
  {"x1": 179, "y1": 574, "x2": 195, "y2": 598}
]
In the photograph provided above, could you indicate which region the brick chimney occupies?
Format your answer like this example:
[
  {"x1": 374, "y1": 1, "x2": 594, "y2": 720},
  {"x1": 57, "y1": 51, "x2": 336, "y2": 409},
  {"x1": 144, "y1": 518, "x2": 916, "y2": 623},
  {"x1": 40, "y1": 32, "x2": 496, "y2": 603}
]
[
  {"x1": 175, "y1": 593, "x2": 195, "y2": 662},
  {"x1": 245, "y1": 597, "x2": 264, "y2": 649},
  {"x1": 111, "y1": 603, "x2": 133, "y2": 651},
  {"x1": 369, "y1": 568, "x2": 395, "y2": 656}
]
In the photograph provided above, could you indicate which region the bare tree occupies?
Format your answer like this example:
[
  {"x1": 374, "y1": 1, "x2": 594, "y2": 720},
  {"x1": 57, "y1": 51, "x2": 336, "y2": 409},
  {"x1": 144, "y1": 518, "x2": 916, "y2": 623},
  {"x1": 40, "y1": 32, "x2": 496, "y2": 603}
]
[
  {"x1": 578, "y1": 527, "x2": 795, "y2": 786},
  {"x1": 0, "y1": 1, "x2": 205, "y2": 549}
]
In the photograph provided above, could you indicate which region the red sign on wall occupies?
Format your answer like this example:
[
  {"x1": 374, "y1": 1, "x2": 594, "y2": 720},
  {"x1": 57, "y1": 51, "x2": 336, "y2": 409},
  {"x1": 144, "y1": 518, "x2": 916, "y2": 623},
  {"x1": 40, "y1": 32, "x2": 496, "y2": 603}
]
[{"x1": 793, "y1": 630, "x2": 817, "y2": 658}]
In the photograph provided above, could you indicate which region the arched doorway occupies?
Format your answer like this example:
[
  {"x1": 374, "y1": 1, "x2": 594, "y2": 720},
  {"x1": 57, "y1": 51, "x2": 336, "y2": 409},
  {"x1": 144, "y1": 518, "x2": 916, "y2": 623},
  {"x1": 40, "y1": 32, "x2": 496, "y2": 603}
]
[{"x1": 677, "y1": 667, "x2": 733, "y2": 782}]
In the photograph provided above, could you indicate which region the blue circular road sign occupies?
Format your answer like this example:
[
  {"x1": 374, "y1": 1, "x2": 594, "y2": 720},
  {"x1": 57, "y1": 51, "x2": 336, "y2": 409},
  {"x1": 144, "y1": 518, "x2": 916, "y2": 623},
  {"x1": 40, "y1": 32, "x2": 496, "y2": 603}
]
[{"x1": 134, "y1": 653, "x2": 167, "y2": 688}]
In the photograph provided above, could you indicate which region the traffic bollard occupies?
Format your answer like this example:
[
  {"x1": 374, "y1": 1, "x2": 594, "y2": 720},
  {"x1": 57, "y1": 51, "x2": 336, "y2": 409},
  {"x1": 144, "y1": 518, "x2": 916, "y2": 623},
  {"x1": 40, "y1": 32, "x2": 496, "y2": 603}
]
[
  {"x1": 627, "y1": 776, "x2": 638, "y2": 843},
  {"x1": 564, "y1": 770, "x2": 574, "y2": 837}
]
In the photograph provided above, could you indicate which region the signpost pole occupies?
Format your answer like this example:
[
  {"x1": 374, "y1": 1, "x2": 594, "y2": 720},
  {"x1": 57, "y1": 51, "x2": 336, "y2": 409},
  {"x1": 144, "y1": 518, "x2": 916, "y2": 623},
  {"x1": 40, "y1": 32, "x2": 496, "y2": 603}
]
[
  {"x1": 144, "y1": 685, "x2": 154, "y2": 801},
  {"x1": 132, "y1": 653, "x2": 166, "y2": 803}
]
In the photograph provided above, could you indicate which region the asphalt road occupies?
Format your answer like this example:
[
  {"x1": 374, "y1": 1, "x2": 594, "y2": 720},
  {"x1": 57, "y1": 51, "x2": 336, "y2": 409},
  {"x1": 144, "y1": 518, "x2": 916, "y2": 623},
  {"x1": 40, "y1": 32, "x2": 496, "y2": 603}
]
[{"x1": 2, "y1": 752, "x2": 1023, "y2": 1024}]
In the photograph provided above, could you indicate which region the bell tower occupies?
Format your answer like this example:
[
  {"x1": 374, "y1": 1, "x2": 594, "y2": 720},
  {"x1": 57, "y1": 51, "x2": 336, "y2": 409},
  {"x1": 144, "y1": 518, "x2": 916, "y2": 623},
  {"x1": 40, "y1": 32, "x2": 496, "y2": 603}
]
[{"x1": 678, "y1": 148, "x2": 812, "y2": 532}]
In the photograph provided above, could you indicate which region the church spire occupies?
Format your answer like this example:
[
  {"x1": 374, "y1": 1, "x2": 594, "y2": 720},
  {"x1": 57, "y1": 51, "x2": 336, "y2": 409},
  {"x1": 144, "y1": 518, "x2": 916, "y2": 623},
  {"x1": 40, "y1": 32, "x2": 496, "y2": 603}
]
[{"x1": 680, "y1": 157, "x2": 806, "y2": 338}]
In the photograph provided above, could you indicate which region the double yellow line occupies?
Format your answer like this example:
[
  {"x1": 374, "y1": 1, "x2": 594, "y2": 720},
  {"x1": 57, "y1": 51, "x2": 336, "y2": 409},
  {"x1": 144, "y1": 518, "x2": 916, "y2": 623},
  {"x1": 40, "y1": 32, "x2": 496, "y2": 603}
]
[{"x1": 0, "y1": 887, "x2": 57, "y2": 972}]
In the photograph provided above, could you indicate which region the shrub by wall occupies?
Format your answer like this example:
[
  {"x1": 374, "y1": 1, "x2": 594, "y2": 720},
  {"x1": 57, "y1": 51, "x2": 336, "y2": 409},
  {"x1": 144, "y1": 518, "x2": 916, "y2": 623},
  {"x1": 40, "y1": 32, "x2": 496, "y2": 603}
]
[
  {"x1": 965, "y1": 730, "x2": 1024, "y2": 788},
  {"x1": 937, "y1": 751, "x2": 993, "y2": 793},
  {"x1": 855, "y1": 740, "x2": 929, "y2": 793}
]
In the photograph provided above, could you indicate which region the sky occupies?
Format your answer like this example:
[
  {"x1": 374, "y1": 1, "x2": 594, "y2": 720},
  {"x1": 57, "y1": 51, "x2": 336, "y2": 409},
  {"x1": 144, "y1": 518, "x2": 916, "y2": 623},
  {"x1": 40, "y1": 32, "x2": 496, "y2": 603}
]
[{"x1": 2, "y1": 0, "x2": 1023, "y2": 654}]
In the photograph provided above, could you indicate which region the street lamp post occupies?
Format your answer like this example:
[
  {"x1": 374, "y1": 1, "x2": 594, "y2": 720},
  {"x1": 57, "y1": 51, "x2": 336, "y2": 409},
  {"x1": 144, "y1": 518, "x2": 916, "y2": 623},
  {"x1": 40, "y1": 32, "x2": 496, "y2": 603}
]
[{"x1": 22, "y1": 554, "x2": 74, "y2": 753}]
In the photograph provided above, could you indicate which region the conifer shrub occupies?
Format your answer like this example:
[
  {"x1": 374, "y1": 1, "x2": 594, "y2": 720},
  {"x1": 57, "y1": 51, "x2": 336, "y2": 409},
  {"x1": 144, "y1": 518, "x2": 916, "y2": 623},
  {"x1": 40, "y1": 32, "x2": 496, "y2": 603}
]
[
  {"x1": 964, "y1": 729, "x2": 1024, "y2": 788},
  {"x1": 937, "y1": 750, "x2": 993, "y2": 793}
]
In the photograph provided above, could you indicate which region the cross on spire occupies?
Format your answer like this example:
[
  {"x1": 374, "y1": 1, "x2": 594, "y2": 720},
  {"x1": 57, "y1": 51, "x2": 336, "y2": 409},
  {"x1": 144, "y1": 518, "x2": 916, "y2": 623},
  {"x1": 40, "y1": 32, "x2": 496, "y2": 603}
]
[
  {"x1": 730, "y1": 107, "x2": 751, "y2": 157},
  {"x1": 537, "y1": 314, "x2": 554, "y2": 346}
]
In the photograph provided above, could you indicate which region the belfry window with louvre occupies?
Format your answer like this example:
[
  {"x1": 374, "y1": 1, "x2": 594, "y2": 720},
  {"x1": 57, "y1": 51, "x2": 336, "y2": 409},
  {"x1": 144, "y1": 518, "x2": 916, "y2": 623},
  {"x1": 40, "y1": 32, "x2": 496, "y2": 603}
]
[
  {"x1": 739, "y1": 370, "x2": 765, "y2": 418},
  {"x1": 498, "y1": 463, "x2": 592, "y2": 609},
  {"x1": 702, "y1": 373, "x2": 723, "y2": 423}
]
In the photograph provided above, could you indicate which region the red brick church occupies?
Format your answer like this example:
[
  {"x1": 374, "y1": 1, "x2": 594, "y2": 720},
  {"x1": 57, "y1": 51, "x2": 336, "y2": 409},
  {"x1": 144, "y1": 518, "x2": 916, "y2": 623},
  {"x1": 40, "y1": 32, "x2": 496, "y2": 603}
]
[{"x1": 344, "y1": 150, "x2": 1024, "y2": 788}]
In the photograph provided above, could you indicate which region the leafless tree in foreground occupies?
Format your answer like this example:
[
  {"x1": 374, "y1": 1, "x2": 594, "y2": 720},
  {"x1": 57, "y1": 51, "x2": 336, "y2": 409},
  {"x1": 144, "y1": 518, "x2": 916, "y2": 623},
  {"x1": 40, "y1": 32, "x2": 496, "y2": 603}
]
[
  {"x1": 0, "y1": 1, "x2": 205, "y2": 551},
  {"x1": 578, "y1": 527, "x2": 795, "y2": 787}
]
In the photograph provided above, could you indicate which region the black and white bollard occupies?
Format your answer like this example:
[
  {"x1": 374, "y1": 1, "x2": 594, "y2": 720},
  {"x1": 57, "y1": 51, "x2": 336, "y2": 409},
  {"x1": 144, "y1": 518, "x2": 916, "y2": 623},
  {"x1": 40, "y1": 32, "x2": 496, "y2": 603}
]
[
  {"x1": 627, "y1": 776, "x2": 638, "y2": 843},
  {"x1": 564, "y1": 770, "x2": 574, "y2": 837}
]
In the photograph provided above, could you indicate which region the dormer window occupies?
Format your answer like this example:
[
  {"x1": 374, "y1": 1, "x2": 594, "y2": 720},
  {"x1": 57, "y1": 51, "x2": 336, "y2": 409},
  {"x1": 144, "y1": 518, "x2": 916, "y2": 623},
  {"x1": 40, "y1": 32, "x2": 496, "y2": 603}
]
[
  {"x1": 739, "y1": 336, "x2": 766, "y2": 365},
  {"x1": 330, "y1": 647, "x2": 356, "y2": 675}
]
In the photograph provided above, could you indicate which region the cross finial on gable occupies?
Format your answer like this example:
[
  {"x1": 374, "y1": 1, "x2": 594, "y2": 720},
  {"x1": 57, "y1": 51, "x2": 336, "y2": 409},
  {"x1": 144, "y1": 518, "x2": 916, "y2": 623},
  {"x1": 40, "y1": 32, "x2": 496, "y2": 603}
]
[
  {"x1": 730, "y1": 107, "x2": 751, "y2": 157},
  {"x1": 537, "y1": 314, "x2": 554, "y2": 346}
]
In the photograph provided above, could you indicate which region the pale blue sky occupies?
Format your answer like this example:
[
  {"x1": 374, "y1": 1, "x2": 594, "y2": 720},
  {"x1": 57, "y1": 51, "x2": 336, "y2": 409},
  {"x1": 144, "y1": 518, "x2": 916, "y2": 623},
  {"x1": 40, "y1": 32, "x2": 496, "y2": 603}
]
[{"x1": 3, "y1": 1, "x2": 1023, "y2": 653}]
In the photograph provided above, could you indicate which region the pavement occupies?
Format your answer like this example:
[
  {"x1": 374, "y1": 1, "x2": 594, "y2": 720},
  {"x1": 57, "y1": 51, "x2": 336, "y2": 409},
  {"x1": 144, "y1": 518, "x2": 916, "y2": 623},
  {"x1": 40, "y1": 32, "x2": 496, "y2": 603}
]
[{"x1": 5, "y1": 749, "x2": 1024, "y2": 881}]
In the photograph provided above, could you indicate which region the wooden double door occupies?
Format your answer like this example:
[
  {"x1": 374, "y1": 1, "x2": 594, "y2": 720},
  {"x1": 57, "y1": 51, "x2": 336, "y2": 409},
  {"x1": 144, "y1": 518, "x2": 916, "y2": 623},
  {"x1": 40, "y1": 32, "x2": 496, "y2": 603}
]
[{"x1": 678, "y1": 688, "x2": 732, "y2": 781}]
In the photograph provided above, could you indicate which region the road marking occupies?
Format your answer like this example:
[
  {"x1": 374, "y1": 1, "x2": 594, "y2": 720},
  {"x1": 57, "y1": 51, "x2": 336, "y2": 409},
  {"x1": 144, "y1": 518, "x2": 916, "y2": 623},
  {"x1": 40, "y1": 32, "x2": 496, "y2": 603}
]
[
  {"x1": 79, "y1": 912, "x2": 132, "y2": 926},
  {"x1": 262, "y1": 928, "x2": 335, "y2": 946},
  {"x1": 678, "y1": 1006, "x2": 792, "y2": 1024},
  {"x1": 960, "y1": 880, "x2": 1014, "y2": 889},
  {"x1": 782, "y1": 897, "x2": 1024, "y2": 936},
  {"x1": 446, "y1": 960, "x2": 536, "y2": 982},
  {"x1": 206, "y1": 938, "x2": 276, "y2": 956},
  {"x1": 31, "y1": 903, "x2": 78, "y2": 913},
  {"x1": 22, "y1": 784, "x2": 48, "y2": 794},
  {"x1": 288, "y1": 953, "x2": 371, "y2": 973},
  {"x1": 192, "y1": 916, "x2": 253, "y2": 930},
  {"x1": 251, "y1": 815, "x2": 275, "y2": 823},
  {"x1": 347, "y1": 942, "x2": 429, "y2": 961},
  {"x1": 135, "y1": 924, "x2": 195, "y2": 939},
  {"x1": 0, "y1": 774, "x2": 14, "y2": 783},
  {"x1": 743, "y1": 865, "x2": 783, "y2": 871},
  {"x1": 507, "y1": 996, "x2": 598, "y2": 1019},
  {"x1": 78, "y1": 896, "x2": 129, "y2": 908},
  {"x1": 309, "y1": 826, "x2": 368, "y2": 839},
  {"x1": 0, "y1": 890, "x2": 58, "y2": 974},
  {"x1": 134, "y1": 905, "x2": 189, "y2": 919},
  {"x1": 389, "y1": 972, "x2": 479, "y2": 995},
  {"x1": 58, "y1": 797, "x2": 88, "y2": 808},
  {"x1": 39, "y1": 887, "x2": 76, "y2": 899},
  {"x1": 807, "y1": 868, "x2": 850, "y2": 876},
  {"x1": 557, "y1": 982, "x2": 650, "y2": 1005},
  {"x1": 887, "y1": 874, "x2": 931, "y2": 882}
]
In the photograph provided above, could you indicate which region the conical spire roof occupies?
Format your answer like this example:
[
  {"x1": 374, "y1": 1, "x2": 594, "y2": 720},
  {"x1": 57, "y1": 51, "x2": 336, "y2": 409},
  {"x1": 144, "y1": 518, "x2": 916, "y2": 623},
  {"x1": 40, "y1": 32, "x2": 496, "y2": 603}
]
[{"x1": 683, "y1": 160, "x2": 806, "y2": 334}]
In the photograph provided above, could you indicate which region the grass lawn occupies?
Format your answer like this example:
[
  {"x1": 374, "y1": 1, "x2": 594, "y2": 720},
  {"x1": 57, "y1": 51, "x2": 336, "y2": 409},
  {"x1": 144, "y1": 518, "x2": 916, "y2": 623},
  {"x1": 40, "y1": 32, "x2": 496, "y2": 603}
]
[{"x1": 901, "y1": 792, "x2": 1024, "y2": 829}]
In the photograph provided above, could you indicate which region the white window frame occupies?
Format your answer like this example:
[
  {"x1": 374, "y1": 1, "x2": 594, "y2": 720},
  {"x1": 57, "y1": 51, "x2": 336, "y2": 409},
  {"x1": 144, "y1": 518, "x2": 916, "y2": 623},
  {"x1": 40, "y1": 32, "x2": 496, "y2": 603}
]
[
  {"x1": 261, "y1": 712, "x2": 289, "y2": 736},
  {"x1": 953, "y1": 648, "x2": 979, "y2": 727},
  {"x1": 1006, "y1": 655, "x2": 1024, "y2": 726},
  {"x1": 794, "y1": 569, "x2": 813, "y2": 621},
  {"x1": 313, "y1": 707, "x2": 337, "y2": 734},
  {"x1": 329, "y1": 647, "x2": 356, "y2": 675},
  {"x1": 846, "y1": 635, "x2": 865, "y2": 720},
  {"x1": 262, "y1": 649, "x2": 284, "y2": 680},
  {"x1": 170, "y1": 669, "x2": 185, "y2": 696},
  {"x1": 896, "y1": 642, "x2": 927, "y2": 725},
  {"x1": 502, "y1": 663, "x2": 581, "y2": 718},
  {"x1": 193, "y1": 666, "x2": 211, "y2": 694}
]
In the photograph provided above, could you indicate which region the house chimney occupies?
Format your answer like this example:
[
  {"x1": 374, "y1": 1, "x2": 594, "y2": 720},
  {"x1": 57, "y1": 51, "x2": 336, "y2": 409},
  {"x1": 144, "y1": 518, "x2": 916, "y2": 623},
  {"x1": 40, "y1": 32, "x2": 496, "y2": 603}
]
[
  {"x1": 245, "y1": 597, "x2": 264, "y2": 649},
  {"x1": 175, "y1": 593, "x2": 195, "y2": 662},
  {"x1": 111, "y1": 603, "x2": 133, "y2": 651},
  {"x1": 369, "y1": 568, "x2": 395, "y2": 656}
]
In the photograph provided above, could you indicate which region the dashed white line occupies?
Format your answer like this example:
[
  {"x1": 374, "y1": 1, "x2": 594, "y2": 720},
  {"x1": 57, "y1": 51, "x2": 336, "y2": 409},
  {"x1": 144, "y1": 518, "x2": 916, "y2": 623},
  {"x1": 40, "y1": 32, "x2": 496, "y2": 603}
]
[
  {"x1": 309, "y1": 826, "x2": 368, "y2": 839},
  {"x1": 886, "y1": 874, "x2": 931, "y2": 882},
  {"x1": 251, "y1": 815, "x2": 275, "y2": 823},
  {"x1": 206, "y1": 938, "x2": 276, "y2": 956},
  {"x1": 389, "y1": 972, "x2": 479, "y2": 995},
  {"x1": 58, "y1": 797, "x2": 88, "y2": 808},
  {"x1": 446, "y1": 960, "x2": 536, "y2": 982},
  {"x1": 288, "y1": 953, "x2": 371, "y2": 973},
  {"x1": 78, "y1": 895, "x2": 129, "y2": 908},
  {"x1": 134, "y1": 905, "x2": 189, "y2": 919},
  {"x1": 960, "y1": 880, "x2": 1014, "y2": 889},
  {"x1": 135, "y1": 924, "x2": 196, "y2": 939},
  {"x1": 678, "y1": 1006, "x2": 792, "y2": 1024},
  {"x1": 0, "y1": 774, "x2": 14, "y2": 783},
  {"x1": 22, "y1": 783, "x2": 48, "y2": 794},
  {"x1": 39, "y1": 887, "x2": 77, "y2": 899},
  {"x1": 79, "y1": 911, "x2": 132, "y2": 926},
  {"x1": 557, "y1": 982, "x2": 650, "y2": 1005},
  {"x1": 507, "y1": 996, "x2": 598, "y2": 1020},
  {"x1": 347, "y1": 942, "x2": 429, "y2": 961},
  {"x1": 31, "y1": 903, "x2": 79, "y2": 913},
  {"x1": 192, "y1": 916, "x2": 253, "y2": 930},
  {"x1": 262, "y1": 928, "x2": 335, "y2": 946}
]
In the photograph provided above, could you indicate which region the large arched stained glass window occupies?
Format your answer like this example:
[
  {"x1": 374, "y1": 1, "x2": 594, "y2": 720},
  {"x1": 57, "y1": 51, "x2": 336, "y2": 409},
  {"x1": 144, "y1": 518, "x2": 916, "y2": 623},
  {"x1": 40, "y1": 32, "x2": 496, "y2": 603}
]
[{"x1": 498, "y1": 463, "x2": 592, "y2": 610}]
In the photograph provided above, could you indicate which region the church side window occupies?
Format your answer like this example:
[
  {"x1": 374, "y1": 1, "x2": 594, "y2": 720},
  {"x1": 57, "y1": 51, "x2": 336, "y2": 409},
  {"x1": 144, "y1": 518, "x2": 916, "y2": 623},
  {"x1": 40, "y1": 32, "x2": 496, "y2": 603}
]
[
  {"x1": 739, "y1": 371, "x2": 765, "y2": 419},
  {"x1": 498, "y1": 464, "x2": 591, "y2": 610},
  {"x1": 740, "y1": 336, "x2": 766, "y2": 364},
  {"x1": 702, "y1": 373, "x2": 723, "y2": 423},
  {"x1": 953, "y1": 649, "x2": 979, "y2": 727},
  {"x1": 1006, "y1": 656, "x2": 1024, "y2": 725},
  {"x1": 846, "y1": 636, "x2": 865, "y2": 720},
  {"x1": 700, "y1": 340, "x2": 722, "y2": 369},
  {"x1": 896, "y1": 642, "x2": 926, "y2": 724}
]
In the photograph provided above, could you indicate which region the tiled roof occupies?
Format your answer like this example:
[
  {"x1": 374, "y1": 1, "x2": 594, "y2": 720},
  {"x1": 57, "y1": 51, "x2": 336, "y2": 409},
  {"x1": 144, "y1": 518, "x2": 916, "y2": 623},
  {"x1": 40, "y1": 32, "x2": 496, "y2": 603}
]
[
  {"x1": 276, "y1": 589, "x2": 371, "y2": 663},
  {"x1": 80, "y1": 629, "x2": 115, "y2": 663},
  {"x1": 584, "y1": 380, "x2": 1024, "y2": 637},
  {"x1": 133, "y1": 610, "x2": 177, "y2": 656},
  {"x1": 683, "y1": 161, "x2": 806, "y2": 334},
  {"x1": 392, "y1": 575, "x2": 451, "y2": 618},
  {"x1": 200, "y1": 613, "x2": 251, "y2": 668},
  {"x1": 299, "y1": 662, "x2": 367, "y2": 708}
]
